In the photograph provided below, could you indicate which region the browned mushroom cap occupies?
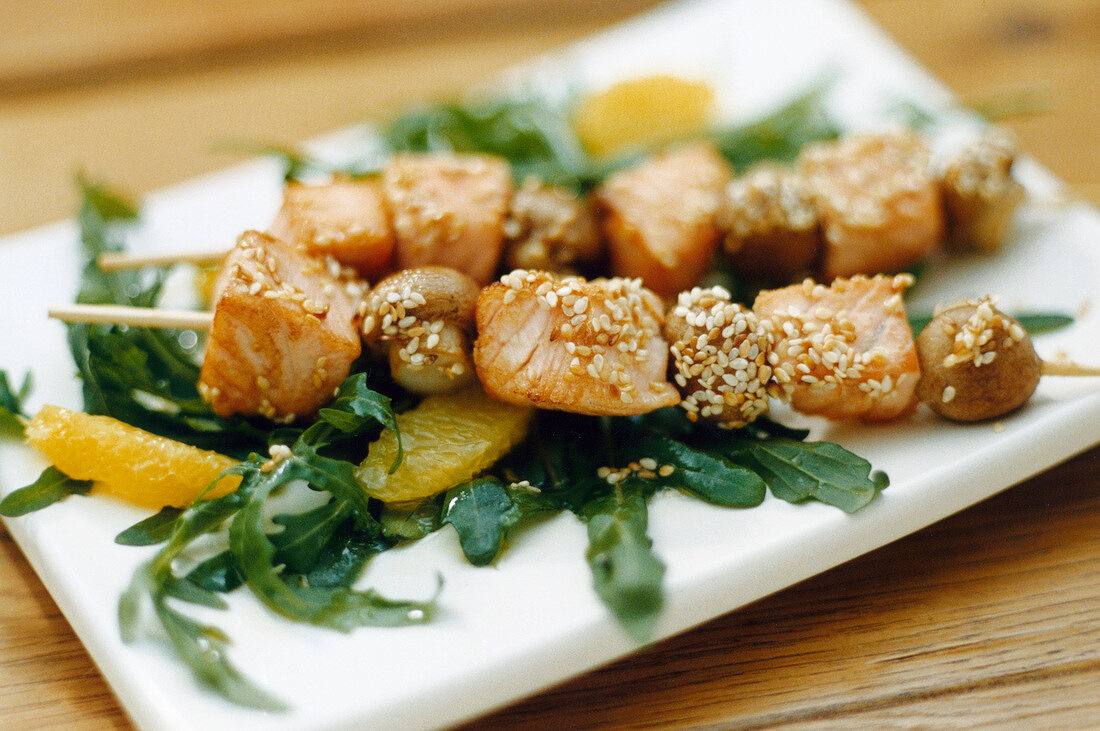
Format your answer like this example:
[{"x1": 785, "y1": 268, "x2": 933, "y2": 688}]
[
  {"x1": 502, "y1": 178, "x2": 602, "y2": 273},
  {"x1": 665, "y1": 285, "x2": 774, "y2": 428},
  {"x1": 915, "y1": 297, "x2": 1041, "y2": 422},
  {"x1": 940, "y1": 128, "x2": 1026, "y2": 253},
  {"x1": 716, "y1": 163, "x2": 820, "y2": 284},
  {"x1": 362, "y1": 266, "x2": 480, "y2": 394}
]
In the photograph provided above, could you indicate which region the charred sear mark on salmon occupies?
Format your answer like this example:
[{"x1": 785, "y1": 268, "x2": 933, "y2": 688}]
[
  {"x1": 198, "y1": 231, "x2": 366, "y2": 421},
  {"x1": 754, "y1": 273, "x2": 920, "y2": 422},
  {"x1": 665, "y1": 286, "x2": 775, "y2": 428},
  {"x1": 473, "y1": 269, "x2": 679, "y2": 416}
]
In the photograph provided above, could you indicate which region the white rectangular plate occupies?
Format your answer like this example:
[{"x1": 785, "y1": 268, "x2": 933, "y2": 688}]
[{"x1": 2, "y1": 1, "x2": 1099, "y2": 729}]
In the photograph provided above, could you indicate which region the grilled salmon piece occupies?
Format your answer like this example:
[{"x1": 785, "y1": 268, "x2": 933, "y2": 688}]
[
  {"x1": 473, "y1": 269, "x2": 680, "y2": 416},
  {"x1": 753, "y1": 273, "x2": 920, "y2": 422},
  {"x1": 269, "y1": 177, "x2": 395, "y2": 279},
  {"x1": 381, "y1": 152, "x2": 512, "y2": 285},
  {"x1": 198, "y1": 230, "x2": 366, "y2": 421},
  {"x1": 596, "y1": 142, "x2": 731, "y2": 298},
  {"x1": 799, "y1": 130, "x2": 943, "y2": 280}
]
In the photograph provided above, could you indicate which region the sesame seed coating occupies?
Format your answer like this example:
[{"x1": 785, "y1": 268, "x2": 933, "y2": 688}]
[
  {"x1": 362, "y1": 266, "x2": 480, "y2": 394},
  {"x1": 269, "y1": 177, "x2": 395, "y2": 279},
  {"x1": 940, "y1": 296, "x2": 1025, "y2": 369},
  {"x1": 382, "y1": 152, "x2": 512, "y2": 285},
  {"x1": 665, "y1": 286, "x2": 774, "y2": 428},
  {"x1": 717, "y1": 164, "x2": 822, "y2": 283},
  {"x1": 915, "y1": 297, "x2": 1041, "y2": 422},
  {"x1": 199, "y1": 230, "x2": 364, "y2": 421},
  {"x1": 754, "y1": 273, "x2": 921, "y2": 422}
]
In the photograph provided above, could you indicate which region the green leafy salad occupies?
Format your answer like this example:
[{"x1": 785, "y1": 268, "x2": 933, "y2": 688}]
[{"x1": 4, "y1": 83, "x2": 977, "y2": 710}]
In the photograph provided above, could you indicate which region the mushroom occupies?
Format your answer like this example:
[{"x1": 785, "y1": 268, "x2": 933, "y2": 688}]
[
  {"x1": 716, "y1": 163, "x2": 820, "y2": 285},
  {"x1": 915, "y1": 297, "x2": 1100, "y2": 422},
  {"x1": 664, "y1": 285, "x2": 774, "y2": 428},
  {"x1": 502, "y1": 178, "x2": 602, "y2": 274},
  {"x1": 362, "y1": 266, "x2": 480, "y2": 395},
  {"x1": 939, "y1": 128, "x2": 1026, "y2": 253}
]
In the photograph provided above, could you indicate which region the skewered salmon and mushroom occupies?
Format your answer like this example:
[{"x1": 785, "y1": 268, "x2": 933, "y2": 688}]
[{"x1": 48, "y1": 130, "x2": 1092, "y2": 427}]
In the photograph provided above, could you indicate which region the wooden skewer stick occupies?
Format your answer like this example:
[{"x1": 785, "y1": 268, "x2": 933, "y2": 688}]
[
  {"x1": 1041, "y1": 359, "x2": 1100, "y2": 377},
  {"x1": 49, "y1": 304, "x2": 214, "y2": 330},
  {"x1": 97, "y1": 249, "x2": 227, "y2": 272}
]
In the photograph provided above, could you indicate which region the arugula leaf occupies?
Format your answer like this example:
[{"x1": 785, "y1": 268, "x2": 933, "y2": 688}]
[
  {"x1": 302, "y1": 523, "x2": 393, "y2": 589},
  {"x1": 709, "y1": 79, "x2": 840, "y2": 170},
  {"x1": 117, "y1": 370, "x2": 416, "y2": 707},
  {"x1": 184, "y1": 550, "x2": 244, "y2": 594},
  {"x1": 728, "y1": 437, "x2": 889, "y2": 513},
  {"x1": 908, "y1": 310, "x2": 1074, "y2": 338},
  {"x1": 270, "y1": 500, "x2": 356, "y2": 575},
  {"x1": 77, "y1": 174, "x2": 139, "y2": 222},
  {"x1": 114, "y1": 507, "x2": 184, "y2": 545},
  {"x1": 218, "y1": 141, "x2": 361, "y2": 182},
  {"x1": 582, "y1": 479, "x2": 665, "y2": 643},
  {"x1": 317, "y1": 373, "x2": 403, "y2": 471},
  {"x1": 63, "y1": 182, "x2": 271, "y2": 456},
  {"x1": 117, "y1": 486, "x2": 283, "y2": 710},
  {"x1": 380, "y1": 498, "x2": 443, "y2": 540},
  {"x1": 383, "y1": 97, "x2": 595, "y2": 190},
  {"x1": 0, "y1": 370, "x2": 31, "y2": 438},
  {"x1": 442, "y1": 477, "x2": 528, "y2": 566},
  {"x1": 379, "y1": 80, "x2": 839, "y2": 192},
  {"x1": 0, "y1": 467, "x2": 93, "y2": 517},
  {"x1": 229, "y1": 461, "x2": 431, "y2": 631},
  {"x1": 621, "y1": 431, "x2": 766, "y2": 508}
]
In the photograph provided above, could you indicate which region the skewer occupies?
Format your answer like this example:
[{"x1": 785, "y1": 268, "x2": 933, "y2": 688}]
[
  {"x1": 97, "y1": 249, "x2": 227, "y2": 272},
  {"x1": 1041, "y1": 359, "x2": 1100, "y2": 377},
  {"x1": 49, "y1": 304, "x2": 213, "y2": 330}
]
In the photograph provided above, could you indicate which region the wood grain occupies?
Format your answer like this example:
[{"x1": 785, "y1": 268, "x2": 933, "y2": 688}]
[
  {"x1": 0, "y1": 0, "x2": 660, "y2": 237},
  {"x1": 1, "y1": 1, "x2": 1098, "y2": 729}
]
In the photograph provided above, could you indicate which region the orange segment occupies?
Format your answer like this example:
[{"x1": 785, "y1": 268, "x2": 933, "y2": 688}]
[
  {"x1": 356, "y1": 386, "x2": 532, "y2": 504},
  {"x1": 573, "y1": 75, "x2": 716, "y2": 157},
  {"x1": 24, "y1": 404, "x2": 240, "y2": 509}
]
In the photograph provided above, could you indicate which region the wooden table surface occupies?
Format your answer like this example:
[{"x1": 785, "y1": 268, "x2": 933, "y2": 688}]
[{"x1": 1, "y1": 1, "x2": 1098, "y2": 728}]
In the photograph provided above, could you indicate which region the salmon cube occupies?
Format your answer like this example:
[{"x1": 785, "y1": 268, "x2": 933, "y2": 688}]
[
  {"x1": 753, "y1": 274, "x2": 920, "y2": 422},
  {"x1": 799, "y1": 131, "x2": 943, "y2": 280},
  {"x1": 198, "y1": 231, "x2": 366, "y2": 421},
  {"x1": 473, "y1": 270, "x2": 680, "y2": 416},
  {"x1": 381, "y1": 152, "x2": 512, "y2": 285},
  {"x1": 269, "y1": 177, "x2": 395, "y2": 279},
  {"x1": 596, "y1": 142, "x2": 731, "y2": 298}
]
